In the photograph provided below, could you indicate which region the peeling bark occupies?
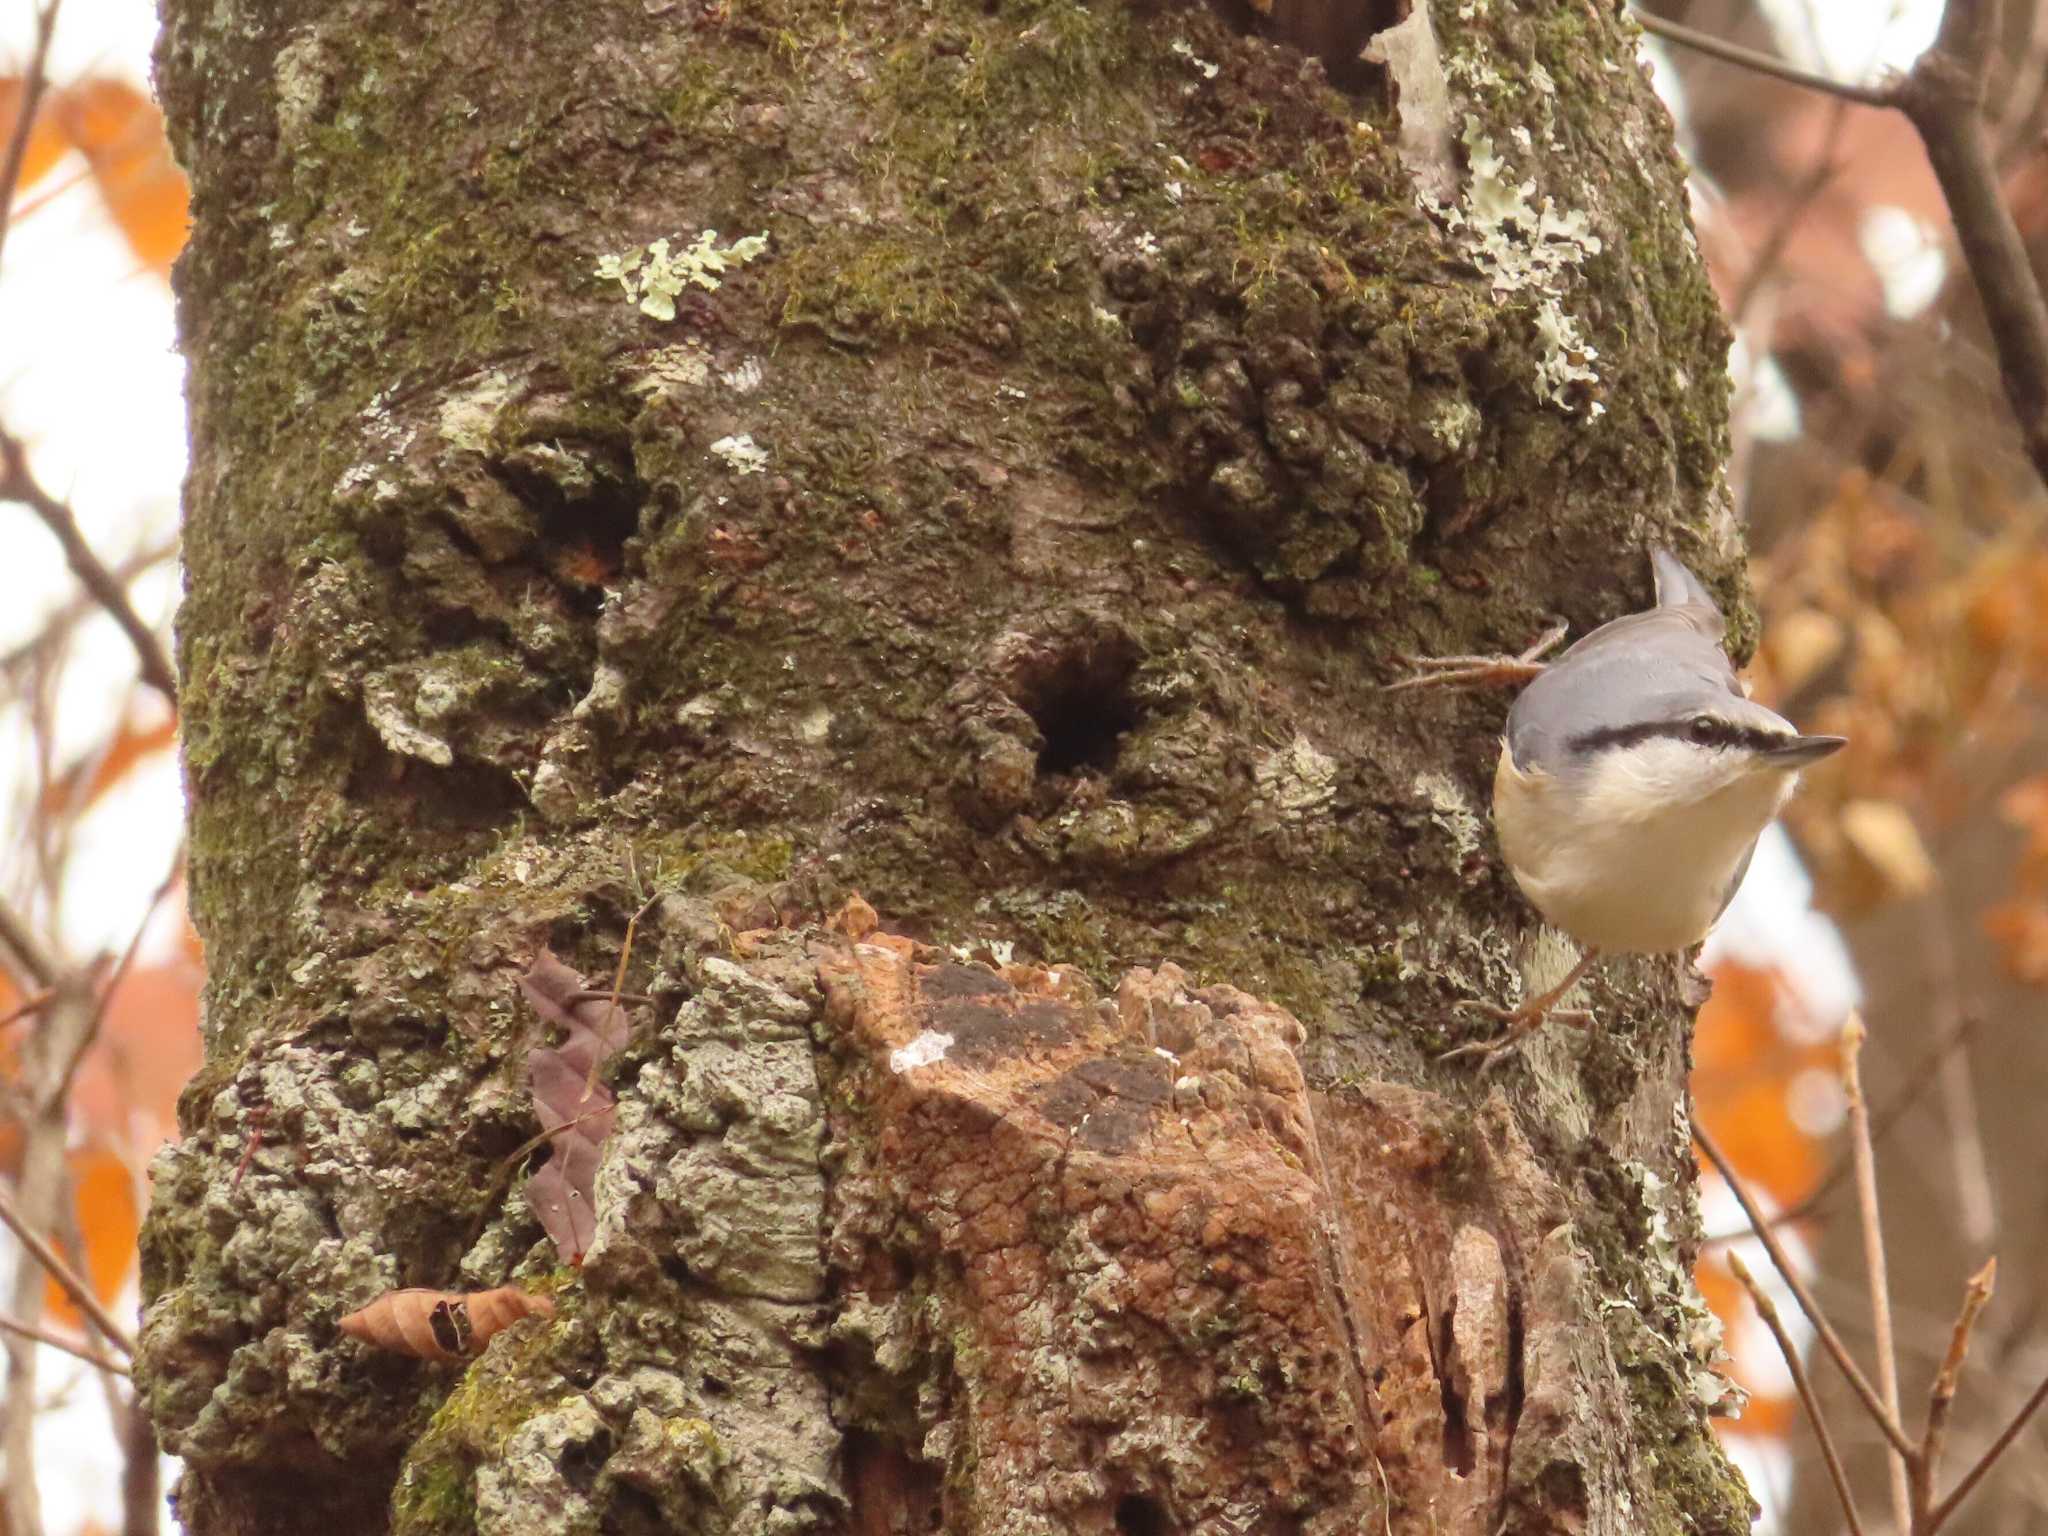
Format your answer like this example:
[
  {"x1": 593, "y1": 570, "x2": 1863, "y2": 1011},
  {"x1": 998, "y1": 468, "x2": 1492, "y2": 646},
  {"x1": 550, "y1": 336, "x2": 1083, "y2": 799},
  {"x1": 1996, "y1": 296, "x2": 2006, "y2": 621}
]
[{"x1": 139, "y1": 0, "x2": 1752, "y2": 1531}]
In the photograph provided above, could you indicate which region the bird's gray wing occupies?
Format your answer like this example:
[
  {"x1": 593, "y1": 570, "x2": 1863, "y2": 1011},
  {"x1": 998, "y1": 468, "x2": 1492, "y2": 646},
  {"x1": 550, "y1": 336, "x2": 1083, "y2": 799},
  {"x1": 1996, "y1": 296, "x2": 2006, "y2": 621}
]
[
  {"x1": 1714, "y1": 836, "x2": 1760, "y2": 927},
  {"x1": 1505, "y1": 604, "x2": 1742, "y2": 773}
]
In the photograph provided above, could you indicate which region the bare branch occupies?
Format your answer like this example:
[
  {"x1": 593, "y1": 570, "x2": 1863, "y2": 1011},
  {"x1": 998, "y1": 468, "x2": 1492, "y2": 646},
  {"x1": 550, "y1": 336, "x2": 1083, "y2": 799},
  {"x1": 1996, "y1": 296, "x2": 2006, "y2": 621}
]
[
  {"x1": 1918, "y1": 1257, "x2": 1996, "y2": 1524},
  {"x1": 51, "y1": 840, "x2": 186, "y2": 1110},
  {"x1": 1633, "y1": 9, "x2": 1897, "y2": 109},
  {"x1": 0, "y1": 1310, "x2": 129, "y2": 1379},
  {"x1": 0, "y1": 1181, "x2": 135, "y2": 1356},
  {"x1": 0, "y1": 428, "x2": 177, "y2": 704},
  {"x1": 0, "y1": 988, "x2": 55, "y2": 1030},
  {"x1": 1726, "y1": 1251, "x2": 1866, "y2": 1536},
  {"x1": 0, "y1": 0, "x2": 63, "y2": 272},
  {"x1": 1929, "y1": 1368, "x2": 2048, "y2": 1531},
  {"x1": 0, "y1": 898, "x2": 60, "y2": 991},
  {"x1": 1842, "y1": 1014, "x2": 1911, "y2": 1535},
  {"x1": 1642, "y1": 0, "x2": 2048, "y2": 492},
  {"x1": 1897, "y1": 0, "x2": 2048, "y2": 483},
  {"x1": 1694, "y1": 1120, "x2": 1917, "y2": 1458}
]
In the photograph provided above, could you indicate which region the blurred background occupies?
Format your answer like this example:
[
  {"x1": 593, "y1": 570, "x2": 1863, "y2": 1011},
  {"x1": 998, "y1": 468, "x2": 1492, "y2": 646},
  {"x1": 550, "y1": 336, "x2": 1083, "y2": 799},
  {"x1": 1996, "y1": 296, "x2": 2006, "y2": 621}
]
[{"x1": 1, "y1": 0, "x2": 2043, "y2": 1531}]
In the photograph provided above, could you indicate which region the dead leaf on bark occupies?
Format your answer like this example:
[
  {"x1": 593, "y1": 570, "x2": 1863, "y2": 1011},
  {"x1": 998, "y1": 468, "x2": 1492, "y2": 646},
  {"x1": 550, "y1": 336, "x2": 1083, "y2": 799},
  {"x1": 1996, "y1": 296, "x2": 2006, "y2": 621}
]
[
  {"x1": 338, "y1": 1285, "x2": 554, "y2": 1362},
  {"x1": 520, "y1": 949, "x2": 633, "y2": 1264}
]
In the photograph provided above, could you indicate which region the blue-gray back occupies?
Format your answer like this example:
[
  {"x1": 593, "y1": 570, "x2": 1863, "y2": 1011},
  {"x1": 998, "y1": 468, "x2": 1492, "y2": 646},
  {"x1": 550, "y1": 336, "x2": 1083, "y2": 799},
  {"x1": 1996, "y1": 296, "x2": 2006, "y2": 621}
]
[{"x1": 1504, "y1": 550, "x2": 1744, "y2": 775}]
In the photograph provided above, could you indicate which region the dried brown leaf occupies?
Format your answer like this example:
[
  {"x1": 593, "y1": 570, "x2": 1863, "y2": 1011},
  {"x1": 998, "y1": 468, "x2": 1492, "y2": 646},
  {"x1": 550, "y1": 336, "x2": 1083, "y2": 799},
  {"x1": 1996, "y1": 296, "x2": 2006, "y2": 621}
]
[
  {"x1": 339, "y1": 1285, "x2": 554, "y2": 1362},
  {"x1": 520, "y1": 949, "x2": 632, "y2": 1263}
]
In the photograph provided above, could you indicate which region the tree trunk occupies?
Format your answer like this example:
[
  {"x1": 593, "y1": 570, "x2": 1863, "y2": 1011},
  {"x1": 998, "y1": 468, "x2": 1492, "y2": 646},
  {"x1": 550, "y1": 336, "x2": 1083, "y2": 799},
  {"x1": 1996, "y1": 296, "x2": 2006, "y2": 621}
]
[{"x1": 136, "y1": 1, "x2": 1751, "y2": 1533}]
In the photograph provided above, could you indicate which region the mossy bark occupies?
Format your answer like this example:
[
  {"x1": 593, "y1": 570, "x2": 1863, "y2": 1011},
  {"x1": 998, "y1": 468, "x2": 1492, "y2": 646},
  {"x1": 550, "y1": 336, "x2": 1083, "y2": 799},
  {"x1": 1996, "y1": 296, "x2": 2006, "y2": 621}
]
[{"x1": 138, "y1": 0, "x2": 1752, "y2": 1532}]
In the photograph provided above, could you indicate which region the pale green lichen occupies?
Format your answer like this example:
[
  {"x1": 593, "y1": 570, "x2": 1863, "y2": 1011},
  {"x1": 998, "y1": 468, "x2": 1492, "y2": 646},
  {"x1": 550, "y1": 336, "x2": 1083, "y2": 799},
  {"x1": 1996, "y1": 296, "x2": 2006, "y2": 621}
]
[
  {"x1": 437, "y1": 369, "x2": 514, "y2": 453},
  {"x1": 1431, "y1": 117, "x2": 1606, "y2": 417},
  {"x1": 1413, "y1": 767, "x2": 1485, "y2": 865},
  {"x1": 595, "y1": 230, "x2": 771, "y2": 321},
  {"x1": 1254, "y1": 735, "x2": 1338, "y2": 819}
]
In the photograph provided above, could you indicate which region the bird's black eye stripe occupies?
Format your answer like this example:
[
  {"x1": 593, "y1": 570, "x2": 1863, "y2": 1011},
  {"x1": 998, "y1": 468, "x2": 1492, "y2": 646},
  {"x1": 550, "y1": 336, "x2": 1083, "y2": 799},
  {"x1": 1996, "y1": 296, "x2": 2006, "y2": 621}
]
[{"x1": 1567, "y1": 719, "x2": 1790, "y2": 755}]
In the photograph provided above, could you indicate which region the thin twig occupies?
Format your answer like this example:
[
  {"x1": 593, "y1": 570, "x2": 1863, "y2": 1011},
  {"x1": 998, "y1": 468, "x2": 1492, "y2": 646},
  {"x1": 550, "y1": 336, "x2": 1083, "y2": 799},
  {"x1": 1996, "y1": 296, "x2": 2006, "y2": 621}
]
[
  {"x1": 51, "y1": 840, "x2": 186, "y2": 1109},
  {"x1": 1929, "y1": 1368, "x2": 2048, "y2": 1531},
  {"x1": 1726, "y1": 1251, "x2": 1866, "y2": 1536},
  {"x1": 1710, "y1": 1010, "x2": 1983, "y2": 1241},
  {"x1": 0, "y1": 1182, "x2": 134, "y2": 1356},
  {"x1": 1842, "y1": 1014, "x2": 1911, "y2": 1536},
  {"x1": 0, "y1": 897, "x2": 60, "y2": 990},
  {"x1": 0, "y1": 1310, "x2": 128, "y2": 1378},
  {"x1": 0, "y1": 537, "x2": 178, "y2": 680},
  {"x1": 1918, "y1": 1257, "x2": 1996, "y2": 1524},
  {"x1": 0, "y1": 988, "x2": 54, "y2": 1030},
  {"x1": 0, "y1": 428, "x2": 177, "y2": 703},
  {"x1": 0, "y1": 0, "x2": 64, "y2": 272},
  {"x1": 583, "y1": 891, "x2": 659, "y2": 1099},
  {"x1": 1633, "y1": 8, "x2": 1897, "y2": 109},
  {"x1": 1694, "y1": 1120, "x2": 1916, "y2": 1458},
  {"x1": 1925, "y1": 903, "x2": 1995, "y2": 1248}
]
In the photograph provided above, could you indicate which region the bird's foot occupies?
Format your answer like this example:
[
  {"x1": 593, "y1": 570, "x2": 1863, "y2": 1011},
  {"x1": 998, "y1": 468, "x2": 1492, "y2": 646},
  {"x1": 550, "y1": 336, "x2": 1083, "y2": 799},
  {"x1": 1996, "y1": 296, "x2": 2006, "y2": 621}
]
[
  {"x1": 1438, "y1": 996, "x2": 1595, "y2": 1072},
  {"x1": 1385, "y1": 622, "x2": 1569, "y2": 692}
]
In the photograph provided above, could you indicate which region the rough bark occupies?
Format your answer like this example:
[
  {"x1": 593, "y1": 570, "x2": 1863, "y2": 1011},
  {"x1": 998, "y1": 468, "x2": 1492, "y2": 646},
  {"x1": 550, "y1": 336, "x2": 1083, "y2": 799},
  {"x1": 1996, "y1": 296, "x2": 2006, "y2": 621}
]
[{"x1": 137, "y1": 0, "x2": 1750, "y2": 1533}]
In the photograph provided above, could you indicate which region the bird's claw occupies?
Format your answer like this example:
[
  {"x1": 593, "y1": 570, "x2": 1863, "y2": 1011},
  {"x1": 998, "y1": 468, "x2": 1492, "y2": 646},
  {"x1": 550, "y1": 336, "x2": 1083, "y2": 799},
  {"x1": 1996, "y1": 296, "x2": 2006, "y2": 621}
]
[
  {"x1": 1438, "y1": 998, "x2": 1594, "y2": 1072},
  {"x1": 1384, "y1": 622, "x2": 1569, "y2": 692}
]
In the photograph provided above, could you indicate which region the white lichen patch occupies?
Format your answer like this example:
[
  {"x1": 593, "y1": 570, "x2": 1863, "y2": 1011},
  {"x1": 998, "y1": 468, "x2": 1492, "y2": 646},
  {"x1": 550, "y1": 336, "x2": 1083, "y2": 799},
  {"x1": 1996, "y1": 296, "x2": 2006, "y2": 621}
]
[
  {"x1": 1432, "y1": 117, "x2": 1606, "y2": 417},
  {"x1": 362, "y1": 674, "x2": 453, "y2": 767},
  {"x1": 596, "y1": 230, "x2": 770, "y2": 321},
  {"x1": 1428, "y1": 397, "x2": 1482, "y2": 451},
  {"x1": 1253, "y1": 734, "x2": 1338, "y2": 818},
  {"x1": 720, "y1": 356, "x2": 765, "y2": 393},
  {"x1": 271, "y1": 30, "x2": 336, "y2": 145},
  {"x1": 1168, "y1": 37, "x2": 1219, "y2": 79},
  {"x1": 709, "y1": 433, "x2": 769, "y2": 475},
  {"x1": 1413, "y1": 768, "x2": 1485, "y2": 864},
  {"x1": 888, "y1": 1030, "x2": 954, "y2": 1074},
  {"x1": 437, "y1": 368, "x2": 514, "y2": 453}
]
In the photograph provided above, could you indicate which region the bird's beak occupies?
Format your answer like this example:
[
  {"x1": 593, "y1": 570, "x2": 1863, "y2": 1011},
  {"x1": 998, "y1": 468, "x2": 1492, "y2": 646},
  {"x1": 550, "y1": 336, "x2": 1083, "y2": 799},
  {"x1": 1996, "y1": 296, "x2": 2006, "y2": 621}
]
[{"x1": 1765, "y1": 734, "x2": 1848, "y2": 767}]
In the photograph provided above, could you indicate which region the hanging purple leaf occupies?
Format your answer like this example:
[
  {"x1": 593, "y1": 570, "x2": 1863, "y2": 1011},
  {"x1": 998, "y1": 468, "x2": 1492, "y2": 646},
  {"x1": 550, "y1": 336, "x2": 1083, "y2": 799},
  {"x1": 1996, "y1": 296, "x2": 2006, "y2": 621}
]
[{"x1": 519, "y1": 949, "x2": 632, "y2": 1263}]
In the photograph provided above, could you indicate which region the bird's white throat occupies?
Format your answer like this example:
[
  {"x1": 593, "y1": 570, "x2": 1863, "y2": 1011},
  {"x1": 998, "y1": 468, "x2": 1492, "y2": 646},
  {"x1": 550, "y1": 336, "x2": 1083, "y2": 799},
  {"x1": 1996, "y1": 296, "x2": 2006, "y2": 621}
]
[{"x1": 1492, "y1": 737, "x2": 1800, "y2": 955}]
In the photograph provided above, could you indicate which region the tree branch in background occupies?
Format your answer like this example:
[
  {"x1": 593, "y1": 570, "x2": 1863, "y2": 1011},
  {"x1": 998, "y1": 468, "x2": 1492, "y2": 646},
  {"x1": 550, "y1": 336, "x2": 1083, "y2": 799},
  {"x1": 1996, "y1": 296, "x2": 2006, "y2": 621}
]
[
  {"x1": 0, "y1": 1179, "x2": 134, "y2": 1356},
  {"x1": 1639, "y1": 0, "x2": 2048, "y2": 491},
  {"x1": 1931, "y1": 1368, "x2": 2048, "y2": 1530},
  {"x1": 1898, "y1": 0, "x2": 2048, "y2": 485},
  {"x1": 0, "y1": 428, "x2": 177, "y2": 703},
  {"x1": 1694, "y1": 1120, "x2": 1917, "y2": 1458},
  {"x1": 53, "y1": 839, "x2": 185, "y2": 1109},
  {"x1": 0, "y1": 0, "x2": 63, "y2": 272},
  {"x1": 0, "y1": 988, "x2": 54, "y2": 1030},
  {"x1": 1918, "y1": 1258, "x2": 1996, "y2": 1525},
  {"x1": 0, "y1": 896, "x2": 59, "y2": 990},
  {"x1": 0, "y1": 1309, "x2": 128, "y2": 1378},
  {"x1": 1726, "y1": 1251, "x2": 1867, "y2": 1536},
  {"x1": 1633, "y1": 10, "x2": 1894, "y2": 108},
  {"x1": 1843, "y1": 1016, "x2": 1912, "y2": 1535}
]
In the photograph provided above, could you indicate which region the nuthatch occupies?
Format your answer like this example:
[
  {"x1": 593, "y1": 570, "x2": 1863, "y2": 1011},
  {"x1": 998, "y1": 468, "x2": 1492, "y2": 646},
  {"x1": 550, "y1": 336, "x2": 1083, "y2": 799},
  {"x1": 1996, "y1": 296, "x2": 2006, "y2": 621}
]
[{"x1": 1394, "y1": 549, "x2": 1846, "y2": 1066}]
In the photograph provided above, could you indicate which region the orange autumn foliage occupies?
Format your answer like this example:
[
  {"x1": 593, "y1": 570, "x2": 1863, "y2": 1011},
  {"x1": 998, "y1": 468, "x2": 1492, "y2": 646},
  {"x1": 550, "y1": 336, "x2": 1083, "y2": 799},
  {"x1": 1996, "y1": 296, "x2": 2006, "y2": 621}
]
[
  {"x1": 1692, "y1": 959, "x2": 1837, "y2": 1446},
  {"x1": 0, "y1": 917, "x2": 201, "y2": 1326},
  {"x1": 0, "y1": 75, "x2": 188, "y2": 276}
]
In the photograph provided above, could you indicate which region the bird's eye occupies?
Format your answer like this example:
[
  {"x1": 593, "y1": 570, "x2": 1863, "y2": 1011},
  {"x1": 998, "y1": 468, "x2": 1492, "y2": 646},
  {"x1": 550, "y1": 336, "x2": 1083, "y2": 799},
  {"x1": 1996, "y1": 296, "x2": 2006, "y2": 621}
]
[{"x1": 1688, "y1": 715, "x2": 1719, "y2": 743}]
